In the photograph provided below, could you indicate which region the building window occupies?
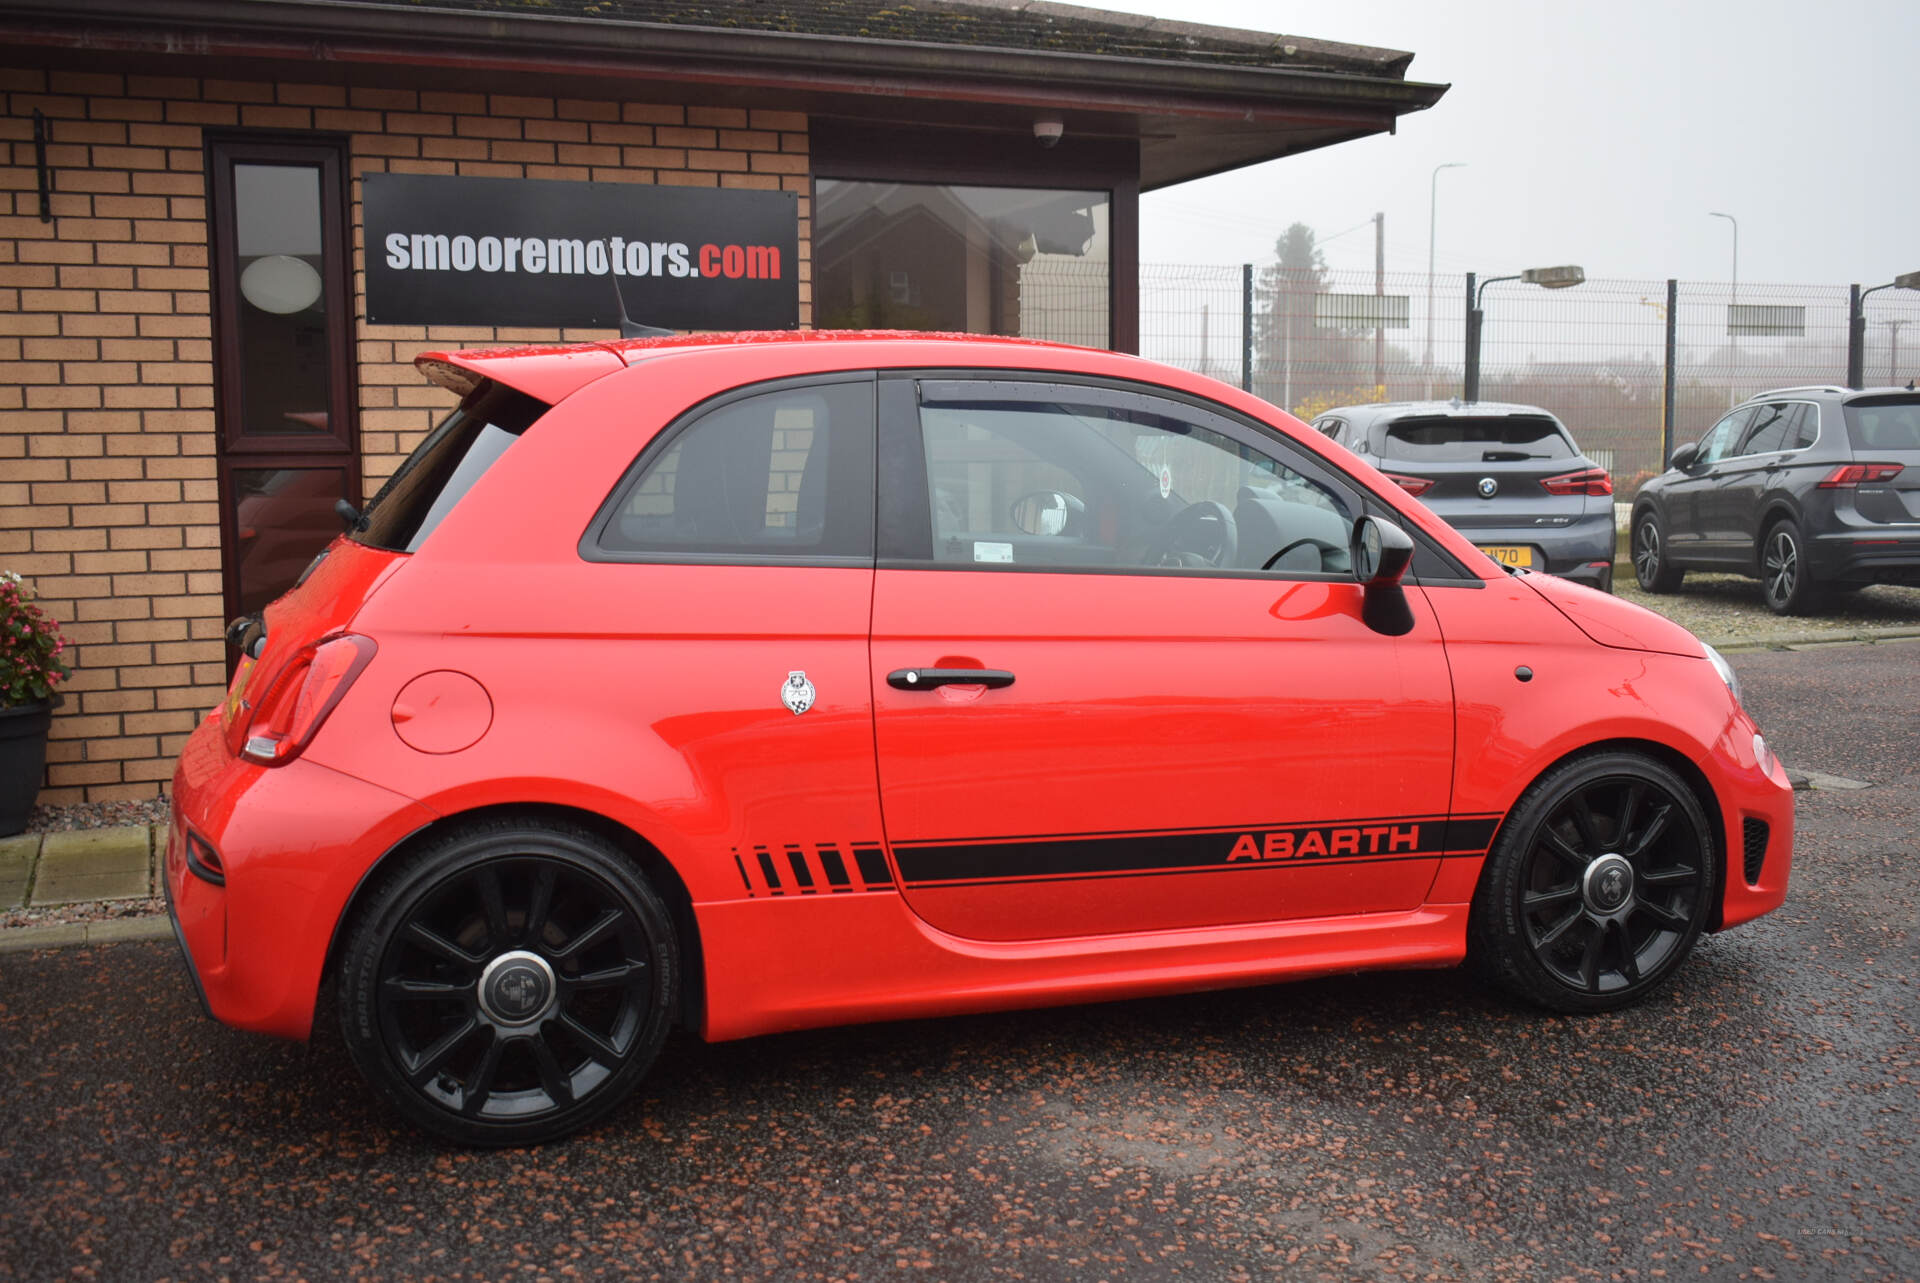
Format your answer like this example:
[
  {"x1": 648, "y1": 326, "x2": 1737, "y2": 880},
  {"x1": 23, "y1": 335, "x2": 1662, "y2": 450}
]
[{"x1": 813, "y1": 181, "x2": 1110, "y2": 348}]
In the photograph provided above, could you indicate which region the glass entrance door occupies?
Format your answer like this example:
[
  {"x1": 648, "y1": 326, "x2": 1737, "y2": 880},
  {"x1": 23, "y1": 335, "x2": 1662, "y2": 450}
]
[{"x1": 208, "y1": 138, "x2": 359, "y2": 626}]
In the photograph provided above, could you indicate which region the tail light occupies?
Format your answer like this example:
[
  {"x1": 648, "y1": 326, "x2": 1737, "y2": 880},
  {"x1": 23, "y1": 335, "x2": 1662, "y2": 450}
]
[
  {"x1": 1817, "y1": 462, "x2": 1903, "y2": 488},
  {"x1": 1382, "y1": 472, "x2": 1435, "y2": 497},
  {"x1": 1540, "y1": 467, "x2": 1614, "y2": 496},
  {"x1": 232, "y1": 634, "x2": 377, "y2": 766}
]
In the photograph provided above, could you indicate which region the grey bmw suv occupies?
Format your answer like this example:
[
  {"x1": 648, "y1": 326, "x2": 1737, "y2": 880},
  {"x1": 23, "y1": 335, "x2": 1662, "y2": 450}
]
[
  {"x1": 1311, "y1": 400, "x2": 1616, "y2": 590},
  {"x1": 1631, "y1": 386, "x2": 1920, "y2": 614}
]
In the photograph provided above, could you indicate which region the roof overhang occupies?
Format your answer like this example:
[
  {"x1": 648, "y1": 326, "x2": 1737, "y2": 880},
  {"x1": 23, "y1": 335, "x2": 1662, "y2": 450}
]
[{"x1": 4, "y1": 0, "x2": 1448, "y2": 189}]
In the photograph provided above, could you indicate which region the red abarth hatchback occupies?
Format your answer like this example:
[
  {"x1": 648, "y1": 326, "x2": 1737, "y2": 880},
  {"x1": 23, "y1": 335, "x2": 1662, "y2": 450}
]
[{"x1": 165, "y1": 332, "x2": 1793, "y2": 1145}]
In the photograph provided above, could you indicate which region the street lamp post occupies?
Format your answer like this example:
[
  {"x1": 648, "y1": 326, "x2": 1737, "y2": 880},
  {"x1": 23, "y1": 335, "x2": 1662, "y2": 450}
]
[
  {"x1": 1424, "y1": 162, "x2": 1466, "y2": 399},
  {"x1": 1710, "y1": 212, "x2": 1739, "y2": 405},
  {"x1": 1848, "y1": 271, "x2": 1920, "y2": 388},
  {"x1": 1464, "y1": 265, "x2": 1586, "y2": 403}
]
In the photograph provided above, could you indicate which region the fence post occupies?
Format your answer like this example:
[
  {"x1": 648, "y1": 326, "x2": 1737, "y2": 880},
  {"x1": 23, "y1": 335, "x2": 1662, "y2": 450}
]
[
  {"x1": 1662, "y1": 278, "x2": 1677, "y2": 466},
  {"x1": 1240, "y1": 263, "x2": 1253, "y2": 392},
  {"x1": 1463, "y1": 271, "x2": 1480, "y2": 402},
  {"x1": 1846, "y1": 283, "x2": 1865, "y2": 389}
]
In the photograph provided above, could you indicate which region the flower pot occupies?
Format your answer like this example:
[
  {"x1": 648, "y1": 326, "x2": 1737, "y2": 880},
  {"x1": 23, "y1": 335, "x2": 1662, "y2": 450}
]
[{"x1": 0, "y1": 699, "x2": 54, "y2": 837}]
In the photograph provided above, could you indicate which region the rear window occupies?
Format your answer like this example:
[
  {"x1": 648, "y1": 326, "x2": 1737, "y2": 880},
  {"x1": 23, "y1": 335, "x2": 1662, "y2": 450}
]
[
  {"x1": 1845, "y1": 396, "x2": 1920, "y2": 453},
  {"x1": 1380, "y1": 415, "x2": 1575, "y2": 462},
  {"x1": 351, "y1": 381, "x2": 550, "y2": 553}
]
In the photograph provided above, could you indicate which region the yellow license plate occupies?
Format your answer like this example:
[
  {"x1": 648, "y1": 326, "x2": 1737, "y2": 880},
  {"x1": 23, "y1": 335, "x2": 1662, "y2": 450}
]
[{"x1": 1478, "y1": 544, "x2": 1535, "y2": 568}]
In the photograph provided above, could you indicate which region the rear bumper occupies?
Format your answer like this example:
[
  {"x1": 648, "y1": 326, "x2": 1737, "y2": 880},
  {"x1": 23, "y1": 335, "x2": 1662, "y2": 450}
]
[
  {"x1": 1439, "y1": 514, "x2": 1615, "y2": 585},
  {"x1": 1806, "y1": 528, "x2": 1920, "y2": 586},
  {"x1": 165, "y1": 710, "x2": 436, "y2": 1040}
]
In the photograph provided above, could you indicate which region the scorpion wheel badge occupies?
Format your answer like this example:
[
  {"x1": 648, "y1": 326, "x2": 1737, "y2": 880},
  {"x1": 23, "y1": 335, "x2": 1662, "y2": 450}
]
[{"x1": 781, "y1": 670, "x2": 817, "y2": 716}]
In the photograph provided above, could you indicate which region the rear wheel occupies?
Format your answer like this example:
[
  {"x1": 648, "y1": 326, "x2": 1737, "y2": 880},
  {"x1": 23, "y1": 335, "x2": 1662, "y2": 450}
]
[
  {"x1": 339, "y1": 817, "x2": 676, "y2": 1146},
  {"x1": 1760, "y1": 517, "x2": 1826, "y2": 615},
  {"x1": 1470, "y1": 752, "x2": 1716, "y2": 1013},
  {"x1": 1632, "y1": 511, "x2": 1684, "y2": 592}
]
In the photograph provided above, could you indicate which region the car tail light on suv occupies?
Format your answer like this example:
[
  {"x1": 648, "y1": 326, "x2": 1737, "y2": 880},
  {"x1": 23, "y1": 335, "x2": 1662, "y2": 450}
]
[
  {"x1": 1539, "y1": 467, "x2": 1614, "y2": 497},
  {"x1": 1816, "y1": 462, "x2": 1904, "y2": 488},
  {"x1": 229, "y1": 634, "x2": 377, "y2": 765},
  {"x1": 1382, "y1": 471, "x2": 1435, "y2": 497}
]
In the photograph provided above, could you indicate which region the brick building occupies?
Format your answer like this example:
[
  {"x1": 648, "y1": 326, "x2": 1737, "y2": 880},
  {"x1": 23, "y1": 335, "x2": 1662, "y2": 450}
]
[{"x1": 1, "y1": 0, "x2": 1443, "y2": 806}]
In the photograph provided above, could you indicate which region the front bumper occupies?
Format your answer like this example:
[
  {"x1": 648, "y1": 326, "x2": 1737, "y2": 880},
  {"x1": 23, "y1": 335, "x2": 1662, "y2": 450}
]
[{"x1": 165, "y1": 711, "x2": 436, "y2": 1040}]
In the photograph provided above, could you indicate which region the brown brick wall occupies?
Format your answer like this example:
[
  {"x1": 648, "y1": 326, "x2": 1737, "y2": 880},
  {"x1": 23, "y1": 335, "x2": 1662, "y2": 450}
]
[{"x1": 1, "y1": 67, "x2": 811, "y2": 806}]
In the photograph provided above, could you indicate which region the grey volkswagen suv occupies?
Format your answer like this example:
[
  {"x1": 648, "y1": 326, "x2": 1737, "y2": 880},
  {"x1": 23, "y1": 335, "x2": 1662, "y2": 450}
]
[
  {"x1": 1311, "y1": 400, "x2": 1616, "y2": 590},
  {"x1": 1631, "y1": 386, "x2": 1920, "y2": 614}
]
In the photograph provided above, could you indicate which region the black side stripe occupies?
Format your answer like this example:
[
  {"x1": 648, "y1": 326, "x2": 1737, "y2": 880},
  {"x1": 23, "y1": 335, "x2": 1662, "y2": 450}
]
[
  {"x1": 755, "y1": 846, "x2": 783, "y2": 895},
  {"x1": 892, "y1": 815, "x2": 1501, "y2": 886},
  {"x1": 852, "y1": 843, "x2": 893, "y2": 888},
  {"x1": 785, "y1": 844, "x2": 816, "y2": 893},
  {"x1": 818, "y1": 844, "x2": 852, "y2": 891}
]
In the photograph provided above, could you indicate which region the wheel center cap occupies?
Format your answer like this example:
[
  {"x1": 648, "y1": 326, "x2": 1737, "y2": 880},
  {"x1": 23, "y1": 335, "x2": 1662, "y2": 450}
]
[
  {"x1": 1583, "y1": 854, "x2": 1634, "y2": 914},
  {"x1": 478, "y1": 949, "x2": 556, "y2": 1026}
]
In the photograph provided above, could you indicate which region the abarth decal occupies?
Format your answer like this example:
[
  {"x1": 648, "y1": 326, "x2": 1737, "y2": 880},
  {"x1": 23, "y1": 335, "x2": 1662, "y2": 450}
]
[{"x1": 891, "y1": 815, "x2": 1502, "y2": 887}]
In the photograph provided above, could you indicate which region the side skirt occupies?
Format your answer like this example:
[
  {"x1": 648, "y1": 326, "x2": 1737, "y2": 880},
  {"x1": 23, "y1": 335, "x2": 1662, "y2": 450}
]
[{"x1": 694, "y1": 894, "x2": 1468, "y2": 1042}]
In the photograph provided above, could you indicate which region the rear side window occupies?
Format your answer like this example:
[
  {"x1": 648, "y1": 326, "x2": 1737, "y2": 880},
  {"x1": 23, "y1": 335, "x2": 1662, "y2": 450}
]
[
  {"x1": 352, "y1": 381, "x2": 550, "y2": 553},
  {"x1": 594, "y1": 378, "x2": 876, "y2": 563},
  {"x1": 1380, "y1": 415, "x2": 1574, "y2": 461},
  {"x1": 1845, "y1": 396, "x2": 1920, "y2": 453}
]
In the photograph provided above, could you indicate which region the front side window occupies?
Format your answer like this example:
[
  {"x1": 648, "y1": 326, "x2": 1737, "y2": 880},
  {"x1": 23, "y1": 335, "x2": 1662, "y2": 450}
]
[
  {"x1": 1695, "y1": 409, "x2": 1752, "y2": 467},
  {"x1": 914, "y1": 386, "x2": 1353, "y2": 577},
  {"x1": 596, "y1": 379, "x2": 875, "y2": 562}
]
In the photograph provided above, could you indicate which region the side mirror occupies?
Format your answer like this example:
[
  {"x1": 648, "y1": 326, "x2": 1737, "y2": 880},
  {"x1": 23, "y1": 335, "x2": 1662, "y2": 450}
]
[
  {"x1": 1010, "y1": 490, "x2": 1082, "y2": 537},
  {"x1": 1351, "y1": 515, "x2": 1414, "y2": 588},
  {"x1": 1668, "y1": 442, "x2": 1699, "y2": 471}
]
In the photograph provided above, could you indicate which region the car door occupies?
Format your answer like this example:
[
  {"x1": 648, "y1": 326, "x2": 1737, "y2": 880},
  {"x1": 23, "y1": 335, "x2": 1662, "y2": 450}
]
[
  {"x1": 1716, "y1": 401, "x2": 1801, "y2": 552},
  {"x1": 1666, "y1": 409, "x2": 1750, "y2": 559},
  {"x1": 868, "y1": 374, "x2": 1460, "y2": 942}
]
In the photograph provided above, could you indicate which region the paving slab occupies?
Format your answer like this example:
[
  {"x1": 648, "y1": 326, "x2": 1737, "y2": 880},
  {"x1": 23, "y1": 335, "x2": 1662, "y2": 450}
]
[
  {"x1": 31, "y1": 825, "x2": 152, "y2": 906},
  {"x1": 0, "y1": 833, "x2": 37, "y2": 909}
]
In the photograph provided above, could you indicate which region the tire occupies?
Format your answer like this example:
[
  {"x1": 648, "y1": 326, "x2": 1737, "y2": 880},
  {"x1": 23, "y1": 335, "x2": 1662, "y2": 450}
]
[
  {"x1": 1632, "y1": 511, "x2": 1683, "y2": 592},
  {"x1": 1469, "y1": 752, "x2": 1717, "y2": 1014},
  {"x1": 338, "y1": 816, "x2": 677, "y2": 1147},
  {"x1": 1759, "y1": 517, "x2": 1826, "y2": 616}
]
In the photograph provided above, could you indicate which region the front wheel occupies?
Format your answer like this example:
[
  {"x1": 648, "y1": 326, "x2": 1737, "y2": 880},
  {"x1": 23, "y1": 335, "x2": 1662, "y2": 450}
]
[
  {"x1": 338, "y1": 818, "x2": 677, "y2": 1146},
  {"x1": 1470, "y1": 753, "x2": 1717, "y2": 1013},
  {"x1": 1632, "y1": 511, "x2": 1684, "y2": 592}
]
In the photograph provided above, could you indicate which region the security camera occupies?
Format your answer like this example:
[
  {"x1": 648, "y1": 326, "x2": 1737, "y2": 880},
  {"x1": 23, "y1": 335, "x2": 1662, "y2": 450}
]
[{"x1": 1033, "y1": 116, "x2": 1064, "y2": 148}]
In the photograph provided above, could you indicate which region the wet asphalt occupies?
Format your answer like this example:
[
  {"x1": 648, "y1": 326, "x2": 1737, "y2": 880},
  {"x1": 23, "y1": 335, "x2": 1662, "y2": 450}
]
[{"x1": 2, "y1": 642, "x2": 1915, "y2": 1282}]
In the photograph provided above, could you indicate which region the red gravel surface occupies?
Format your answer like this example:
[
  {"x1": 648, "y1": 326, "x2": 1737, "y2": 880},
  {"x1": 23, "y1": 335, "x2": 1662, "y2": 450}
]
[{"x1": 0, "y1": 643, "x2": 1913, "y2": 1281}]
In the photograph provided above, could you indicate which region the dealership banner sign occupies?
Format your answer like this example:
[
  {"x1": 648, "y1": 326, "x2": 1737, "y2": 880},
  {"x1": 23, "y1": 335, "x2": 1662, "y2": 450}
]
[{"x1": 363, "y1": 174, "x2": 799, "y2": 330}]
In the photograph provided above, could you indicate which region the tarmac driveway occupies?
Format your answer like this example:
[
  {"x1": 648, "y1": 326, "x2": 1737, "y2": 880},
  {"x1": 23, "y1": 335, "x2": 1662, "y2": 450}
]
[{"x1": 2, "y1": 641, "x2": 1915, "y2": 1281}]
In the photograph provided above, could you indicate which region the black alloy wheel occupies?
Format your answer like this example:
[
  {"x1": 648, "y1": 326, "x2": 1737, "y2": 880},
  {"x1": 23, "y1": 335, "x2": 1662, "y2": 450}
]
[
  {"x1": 339, "y1": 818, "x2": 676, "y2": 1146},
  {"x1": 1471, "y1": 753, "x2": 1716, "y2": 1013},
  {"x1": 1760, "y1": 517, "x2": 1824, "y2": 616},
  {"x1": 1633, "y1": 512, "x2": 1684, "y2": 592}
]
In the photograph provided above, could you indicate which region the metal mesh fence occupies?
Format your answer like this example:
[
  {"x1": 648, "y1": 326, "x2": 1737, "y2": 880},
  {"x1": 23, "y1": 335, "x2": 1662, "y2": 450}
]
[{"x1": 1130, "y1": 265, "x2": 1920, "y2": 501}]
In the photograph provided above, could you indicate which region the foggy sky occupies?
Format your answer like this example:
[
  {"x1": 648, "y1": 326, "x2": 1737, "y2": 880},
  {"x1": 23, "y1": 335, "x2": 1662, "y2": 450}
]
[{"x1": 1108, "y1": 0, "x2": 1917, "y2": 288}]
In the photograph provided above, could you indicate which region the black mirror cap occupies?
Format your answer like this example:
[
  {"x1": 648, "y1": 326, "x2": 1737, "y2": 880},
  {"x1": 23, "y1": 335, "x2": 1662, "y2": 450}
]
[
  {"x1": 1351, "y1": 515, "x2": 1415, "y2": 589},
  {"x1": 1668, "y1": 442, "x2": 1699, "y2": 471}
]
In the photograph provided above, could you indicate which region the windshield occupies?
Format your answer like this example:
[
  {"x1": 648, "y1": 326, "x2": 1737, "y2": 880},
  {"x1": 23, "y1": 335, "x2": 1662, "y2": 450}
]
[
  {"x1": 1381, "y1": 415, "x2": 1575, "y2": 462},
  {"x1": 351, "y1": 381, "x2": 550, "y2": 553}
]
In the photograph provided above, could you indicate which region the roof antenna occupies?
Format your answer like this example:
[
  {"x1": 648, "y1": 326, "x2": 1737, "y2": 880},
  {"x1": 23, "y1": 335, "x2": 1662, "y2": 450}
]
[{"x1": 611, "y1": 270, "x2": 674, "y2": 339}]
